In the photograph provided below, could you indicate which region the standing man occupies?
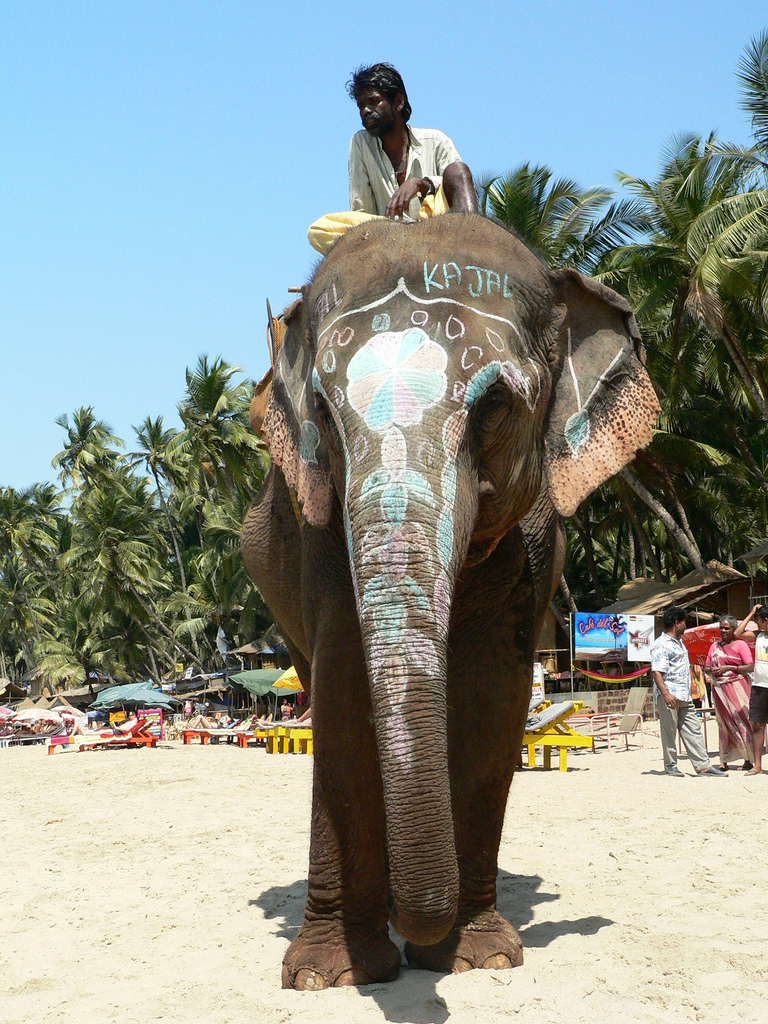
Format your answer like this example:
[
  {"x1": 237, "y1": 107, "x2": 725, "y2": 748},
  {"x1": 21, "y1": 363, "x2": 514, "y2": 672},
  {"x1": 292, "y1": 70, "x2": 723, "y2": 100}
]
[
  {"x1": 734, "y1": 603, "x2": 768, "y2": 774},
  {"x1": 307, "y1": 63, "x2": 477, "y2": 254},
  {"x1": 651, "y1": 605, "x2": 727, "y2": 777}
]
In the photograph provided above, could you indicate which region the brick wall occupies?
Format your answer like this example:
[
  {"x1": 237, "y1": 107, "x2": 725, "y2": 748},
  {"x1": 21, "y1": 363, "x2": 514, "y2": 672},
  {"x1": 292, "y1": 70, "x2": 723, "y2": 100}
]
[{"x1": 596, "y1": 688, "x2": 652, "y2": 718}]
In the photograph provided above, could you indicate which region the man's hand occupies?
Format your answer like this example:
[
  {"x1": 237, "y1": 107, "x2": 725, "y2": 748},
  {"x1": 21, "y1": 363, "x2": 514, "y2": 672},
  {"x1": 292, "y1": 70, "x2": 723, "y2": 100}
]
[
  {"x1": 386, "y1": 177, "x2": 431, "y2": 219},
  {"x1": 664, "y1": 692, "x2": 678, "y2": 710}
]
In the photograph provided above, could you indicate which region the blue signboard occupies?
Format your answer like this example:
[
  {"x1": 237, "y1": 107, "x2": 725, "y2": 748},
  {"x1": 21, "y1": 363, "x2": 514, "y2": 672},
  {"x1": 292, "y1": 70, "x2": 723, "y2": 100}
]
[{"x1": 574, "y1": 612, "x2": 628, "y2": 662}]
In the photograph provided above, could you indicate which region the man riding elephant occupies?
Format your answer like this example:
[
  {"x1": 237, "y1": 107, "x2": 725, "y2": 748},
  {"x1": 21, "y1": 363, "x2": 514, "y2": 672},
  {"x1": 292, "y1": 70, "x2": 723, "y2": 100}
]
[{"x1": 308, "y1": 63, "x2": 478, "y2": 254}]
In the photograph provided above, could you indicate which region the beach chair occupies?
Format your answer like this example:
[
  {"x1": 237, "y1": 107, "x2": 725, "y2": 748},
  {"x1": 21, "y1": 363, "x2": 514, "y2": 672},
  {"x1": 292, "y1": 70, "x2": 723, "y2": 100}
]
[
  {"x1": 47, "y1": 720, "x2": 157, "y2": 754},
  {"x1": 522, "y1": 700, "x2": 591, "y2": 771},
  {"x1": 282, "y1": 724, "x2": 313, "y2": 754},
  {"x1": 585, "y1": 687, "x2": 650, "y2": 752},
  {"x1": 11, "y1": 724, "x2": 66, "y2": 747},
  {"x1": 258, "y1": 724, "x2": 313, "y2": 754}
]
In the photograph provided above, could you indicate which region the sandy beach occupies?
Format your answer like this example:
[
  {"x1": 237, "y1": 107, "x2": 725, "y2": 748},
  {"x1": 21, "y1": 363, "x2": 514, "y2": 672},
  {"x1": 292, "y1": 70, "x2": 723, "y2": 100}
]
[{"x1": 2, "y1": 736, "x2": 767, "y2": 1024}]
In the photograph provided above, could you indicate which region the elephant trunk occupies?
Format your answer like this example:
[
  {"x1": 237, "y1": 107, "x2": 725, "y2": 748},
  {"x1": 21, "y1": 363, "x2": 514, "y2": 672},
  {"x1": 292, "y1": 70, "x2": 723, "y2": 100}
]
[
  {"x1": 345, "y1": 433, "x2": 475, "y2": 945},
  {"x1": 367, "y1": 642, "x2": 458, "y2": 945}
]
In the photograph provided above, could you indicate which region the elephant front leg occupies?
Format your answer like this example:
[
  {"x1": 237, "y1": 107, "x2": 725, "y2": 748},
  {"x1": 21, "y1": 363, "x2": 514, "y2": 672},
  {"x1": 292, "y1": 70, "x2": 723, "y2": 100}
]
[
  {"x1": 282, "y1": 568, "x2": 400, "y2": 989},
  {"x1": 284, "y1": 753, "x2": 401, "y2": 989},
  {"x1": 405, "y1": 538, "x2": 531, "y2": 973}
]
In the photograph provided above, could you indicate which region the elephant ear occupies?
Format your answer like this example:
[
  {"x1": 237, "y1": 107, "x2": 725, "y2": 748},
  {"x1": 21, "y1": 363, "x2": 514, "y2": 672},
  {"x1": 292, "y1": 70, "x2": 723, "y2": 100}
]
[
  {"x1": 544, "y1": 269, "x2": 660, "y2": 517},
  {"x1": 261, "y1": 296, "x2": 335, "y2": 527}
]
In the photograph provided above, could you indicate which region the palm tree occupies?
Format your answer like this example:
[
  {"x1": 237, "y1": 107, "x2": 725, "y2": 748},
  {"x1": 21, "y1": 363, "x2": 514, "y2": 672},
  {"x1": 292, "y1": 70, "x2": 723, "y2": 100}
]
[
  {"x1": 599, "y1": 133, "x2": 768, "y2": 416},
  {"x1": 0, "y1": 485, "x2": 60, "y2": 639},
  {"x1": 477, "y1": 163, "x2": 644, "y2": 273},
  {"x1": 171, "y1": 356, "x2": 266, "y2": 501},
  {"x1": 169, "y1": 487, "x2": 272, "y2": 657},
  {"x1": 63, "y1": 470, "x2": 204, "y2": 675},
  {"x1": 34, "y1": 585, "x2": 115, "y2": 687},
  {"x1": 737, "y1": 29, "x2": 768, "y2": 157},
  {"x1": 52, "y1": 407, "x2": 123, "y2": 491},
  {"x1": 129, "y1": 416, "x2": 189, "y2": 593}
]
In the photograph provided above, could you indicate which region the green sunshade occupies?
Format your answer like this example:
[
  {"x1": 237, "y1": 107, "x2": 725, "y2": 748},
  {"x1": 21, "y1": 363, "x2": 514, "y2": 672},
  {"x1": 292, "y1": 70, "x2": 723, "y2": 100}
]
[
  {"x1": 230, "y1": 669, "x2": 283, "y2": 696},
  {"x1": 90, "y1": 683, "x2": 180, "y2": 710}
]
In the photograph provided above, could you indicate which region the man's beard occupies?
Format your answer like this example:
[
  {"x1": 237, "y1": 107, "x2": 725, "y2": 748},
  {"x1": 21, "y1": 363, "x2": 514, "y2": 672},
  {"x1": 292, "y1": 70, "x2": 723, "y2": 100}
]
[{"x1": 363, "y1": 105, "x2": 395, "y2": 137}]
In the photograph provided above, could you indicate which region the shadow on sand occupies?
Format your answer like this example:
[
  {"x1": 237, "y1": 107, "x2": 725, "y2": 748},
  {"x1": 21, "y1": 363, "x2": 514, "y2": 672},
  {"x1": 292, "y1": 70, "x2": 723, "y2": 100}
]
[{"x1": 250, "y1": 868, "x2": 613, "y2": 1022}]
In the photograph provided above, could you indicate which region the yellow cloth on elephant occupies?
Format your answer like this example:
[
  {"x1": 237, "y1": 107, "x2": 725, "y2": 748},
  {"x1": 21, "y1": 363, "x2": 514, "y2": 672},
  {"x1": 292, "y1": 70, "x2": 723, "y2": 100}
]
[
  {"x1": 307, "y1": 185, "x2": 450, "y2": 255},
  {"x1": 307, "y1": 211, "x2": 379, "y2": 254}
]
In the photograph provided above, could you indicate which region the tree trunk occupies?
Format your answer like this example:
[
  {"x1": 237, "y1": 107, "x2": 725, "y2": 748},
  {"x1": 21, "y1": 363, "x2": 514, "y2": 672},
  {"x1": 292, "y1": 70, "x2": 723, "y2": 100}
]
[
  {"x1": 549, "y1": 598, "x2": 570, "y2": 633},
  {"x1": 152, "y1": 467, "x2": 188, "y2": 593},
  {"x1": 150, "y1": 467, "x2": 202, "y2": 660},
  {"x1": 618, "y1": 480, "x2": 663, "y2": 580},
  {"x1": 147, "y1": 646, "x2": 161, "y2": 684},
  {"x1": 571, "y1": 513, "x2": 605, "y2": 605},
  {"x1": 660, "y1": 470, "x2": 699, "y2": 555},
  {"x1": 731, "y1": 429, "x2": 768, "y2": 500},
  {"x1": 559, "y1": 575, "x2": 578, "y2": 613},
  {"x1": 720, "y1": 324, "x2": 768, "y2": 416},
  {"x1": 620, "y1": 468, "x2": 704, "y2": 570},
  {"x1": 127, "y1": 582, "x2": 205, "y2": 671},
  {"x1": 612, "y1": 521, "x2": 624, "y2": 586},
  {"x1": 628, "y1": 526, "x2": 636, "y2": 579}
]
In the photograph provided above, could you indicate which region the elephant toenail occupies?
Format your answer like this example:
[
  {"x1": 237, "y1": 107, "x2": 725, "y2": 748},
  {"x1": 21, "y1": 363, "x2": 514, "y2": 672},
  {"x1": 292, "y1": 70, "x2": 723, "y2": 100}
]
[
  {"x1": 483, "y1": 954, "x2": 513, "y2": 969},
  {"x1": 334, "y1": 969, "x2": 359, "y2": 987},
  {"x1": 451, "y1": 958, "x2": 474, "y2": 973},
  {"x1": 295, "y1": 969, "x2": 327, "y2": 990}
]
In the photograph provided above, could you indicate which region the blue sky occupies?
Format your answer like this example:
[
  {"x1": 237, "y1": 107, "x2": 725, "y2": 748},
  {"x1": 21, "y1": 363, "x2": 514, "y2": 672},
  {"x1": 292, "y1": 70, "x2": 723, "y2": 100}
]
[{"x1": 2, "y1": 1, "x2": 766, "y2": 489}]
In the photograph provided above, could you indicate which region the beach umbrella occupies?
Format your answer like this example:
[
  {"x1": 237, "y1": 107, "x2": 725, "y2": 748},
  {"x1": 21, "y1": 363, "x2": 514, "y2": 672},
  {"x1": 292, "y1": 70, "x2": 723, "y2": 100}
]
[
  {"x1": 12, "y1": 707, "x2": 63, "y2": 724},
  {"x1": 269, "y1": 666, "x2": 305, "y2": 720},
  {"x1": 0, "y1": 706, "x2": 15, "y2": 720},
  {"x1": 230, "y1": 669, "x2": 282, "y2": 696},
  {"x1": 90, "y1": 684, "x2": 179, "y2": 711},
  {"x1": 683, "y1": 622, "x2": 756, "y2": 666},
  {"x1": 270, "y1": 666, "x2": 304, "y2": 696}
]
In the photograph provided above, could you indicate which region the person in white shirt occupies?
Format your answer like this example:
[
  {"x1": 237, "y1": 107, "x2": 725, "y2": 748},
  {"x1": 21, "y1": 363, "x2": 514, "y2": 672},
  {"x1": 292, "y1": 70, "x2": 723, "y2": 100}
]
[
  {"x1": 651, "y1": 605, "x2": 726, "y2": 777},
  {"x1": 307, "y1": 63, "x2": 477, "y2": 254},
  {"x1": 347, "y1": 62, "x2": 477, "y2": 221},
  {"x1": 734, "y1": 603, "x2": 768, "y2": 775}
]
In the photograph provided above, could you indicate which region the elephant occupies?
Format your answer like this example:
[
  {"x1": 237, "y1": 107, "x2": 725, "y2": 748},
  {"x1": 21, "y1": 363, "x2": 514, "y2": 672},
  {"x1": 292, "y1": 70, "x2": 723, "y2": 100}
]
[{"x1": 241, "y1": 213, "x2": 659, "y2": 989}]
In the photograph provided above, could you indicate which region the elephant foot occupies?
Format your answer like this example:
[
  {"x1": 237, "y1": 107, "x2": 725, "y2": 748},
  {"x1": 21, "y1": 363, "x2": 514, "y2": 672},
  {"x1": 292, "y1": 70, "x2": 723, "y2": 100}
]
[
  {"x1": 404, "y1": 909, "x2": 523, "y2": 974},
  {"x1": 282, "y1": 923, "x2": 401, "y2": 989}
]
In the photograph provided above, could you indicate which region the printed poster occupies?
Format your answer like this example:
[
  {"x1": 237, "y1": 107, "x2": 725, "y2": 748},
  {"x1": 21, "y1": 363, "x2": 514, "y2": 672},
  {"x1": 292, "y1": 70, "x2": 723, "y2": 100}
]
[
  {"x1": 574, "y1": 613, "x2": 627, "y2": 662},
  {"x1": 626, "y1": 615, "x2": 655, "y2": 662},
  {"x1": 574, "y1": 612, "x2": 654, "y2": 663},
  {"x1": 137, "y1": 708, "x2": 164, "y2": 738}
]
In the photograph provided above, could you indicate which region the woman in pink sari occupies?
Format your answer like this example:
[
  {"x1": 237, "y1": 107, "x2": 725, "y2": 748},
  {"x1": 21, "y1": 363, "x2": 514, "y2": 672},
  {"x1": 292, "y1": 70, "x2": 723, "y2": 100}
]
[{"x1": 705, "y1": 615, "x2": 754, "y2": 771}]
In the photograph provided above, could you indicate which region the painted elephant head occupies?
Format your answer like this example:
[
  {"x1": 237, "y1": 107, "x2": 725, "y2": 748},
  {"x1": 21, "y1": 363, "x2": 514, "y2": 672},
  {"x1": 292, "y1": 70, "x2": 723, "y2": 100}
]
[{"x1": 260, "y1": 215, "x2": 659, "y2": 944}]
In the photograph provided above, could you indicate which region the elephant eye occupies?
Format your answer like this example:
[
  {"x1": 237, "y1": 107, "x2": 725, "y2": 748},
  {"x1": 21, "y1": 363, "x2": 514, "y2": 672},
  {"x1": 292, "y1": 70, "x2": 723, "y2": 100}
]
[{"x1": 315, "y1": 395, "x2": 343, "y2": 456}]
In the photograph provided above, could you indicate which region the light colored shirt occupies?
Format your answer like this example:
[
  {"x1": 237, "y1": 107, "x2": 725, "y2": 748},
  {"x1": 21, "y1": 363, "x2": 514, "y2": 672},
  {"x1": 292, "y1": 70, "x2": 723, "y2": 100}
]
[
  {"x1": 348, "y1": 126, "x2": 462, "y2": 221},
  {"x1": 754, "y1": 631, "x2": 768, "y2": 688},
  {"x1": 651, "y1": 631, "x2": 691, "y2": 701}
]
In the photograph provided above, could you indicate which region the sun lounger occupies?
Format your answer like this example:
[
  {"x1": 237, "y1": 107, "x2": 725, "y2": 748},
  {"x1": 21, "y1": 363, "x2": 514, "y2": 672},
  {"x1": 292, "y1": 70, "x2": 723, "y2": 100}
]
[
  {"x1": 47, "y1": 720, "x2": 157, "y2": 754},
  {"x1": 181, "y1": 728, "x2": 240, "y2": 744},
  {"x1": 283, "y1": 725, "x2": 313, "y2": 754},
  {"x1": 522, "y1": 700, "x2": 591, "y2": 771},
  {"x1": 584, "y1": 712, "x2": 645, "y2": 751},
  {"x1": 6, "y1": 724, "x2": 66, "y2": 748},
  {"x1": 574, "y1": 687, "x2": 651, "y2": 752}
]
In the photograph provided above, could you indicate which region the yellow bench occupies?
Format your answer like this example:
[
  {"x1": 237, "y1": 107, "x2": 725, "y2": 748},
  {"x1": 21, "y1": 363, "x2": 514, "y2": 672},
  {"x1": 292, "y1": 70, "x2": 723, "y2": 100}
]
[
  {"x1": 259, "y1": 725, "x2": 313, "y2": 754},
  {"x1": 522, "y1": 700, "x2": 591, "y2": 771}
]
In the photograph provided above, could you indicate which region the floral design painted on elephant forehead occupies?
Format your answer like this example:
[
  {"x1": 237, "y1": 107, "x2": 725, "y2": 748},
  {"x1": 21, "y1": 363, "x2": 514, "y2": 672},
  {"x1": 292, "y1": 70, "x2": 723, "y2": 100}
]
[{"x1": 310, "y1": 277, "x2": 547, "y2": 714}]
